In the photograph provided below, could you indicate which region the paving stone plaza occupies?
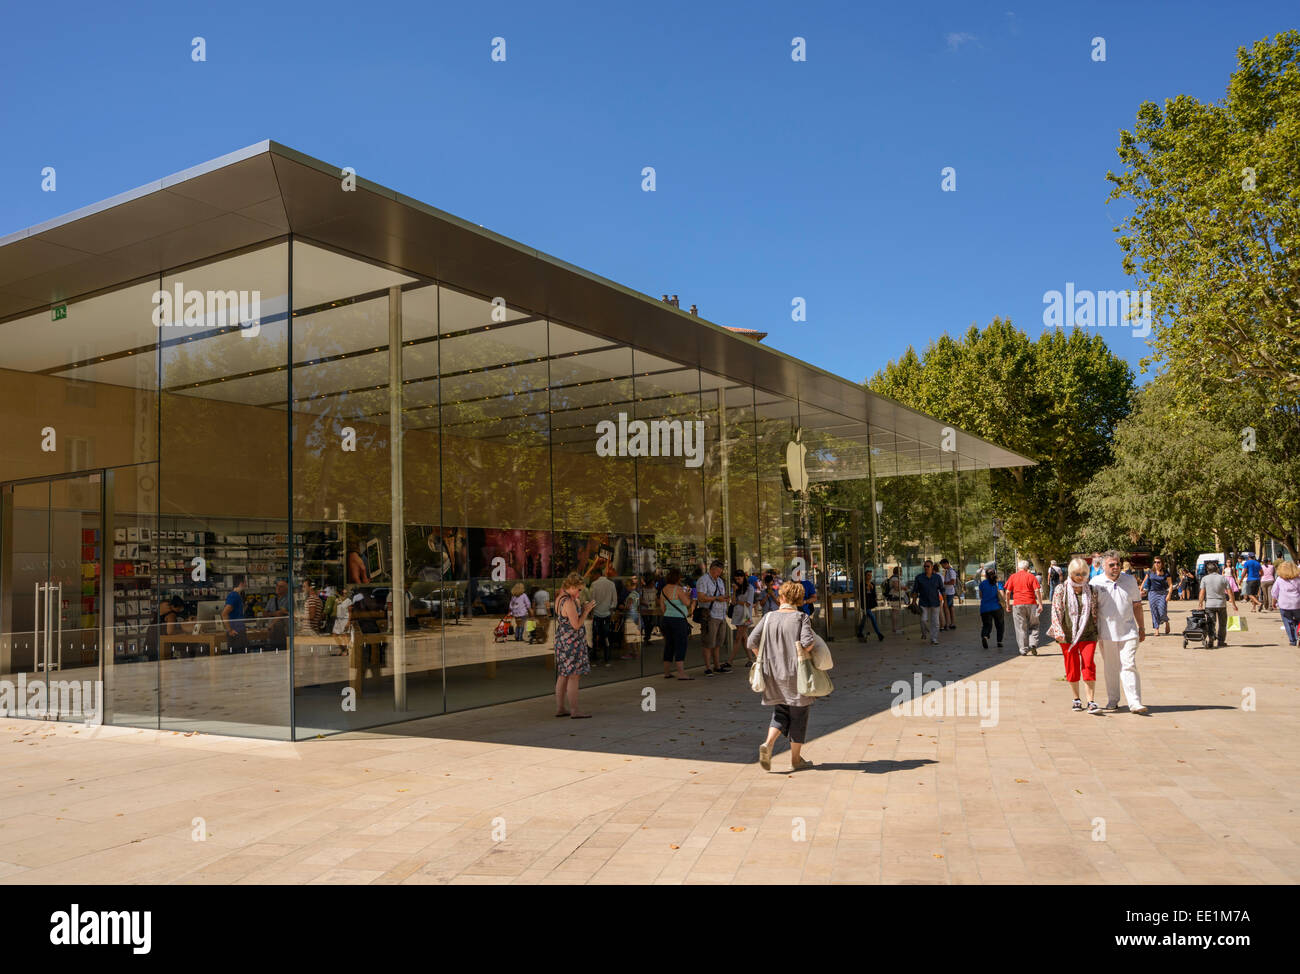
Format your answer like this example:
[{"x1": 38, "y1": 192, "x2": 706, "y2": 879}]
[{"x1": 2, "y1": 602, "x2": 1294, "y2": 885}]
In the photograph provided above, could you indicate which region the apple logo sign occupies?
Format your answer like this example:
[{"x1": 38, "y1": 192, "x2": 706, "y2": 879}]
[{"x1": 783, "y1": 428, "x2": 809, "y2": 493}]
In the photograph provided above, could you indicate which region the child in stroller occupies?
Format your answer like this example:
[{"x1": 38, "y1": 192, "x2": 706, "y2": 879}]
[{"x1": 1182, "y1": 609, "x2": 1211, "y2": 650}]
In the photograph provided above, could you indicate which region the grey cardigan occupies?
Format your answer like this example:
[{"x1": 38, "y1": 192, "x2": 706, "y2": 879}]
[{"x1": 748, "y1": 609, "x2": 816, "y2": 707}]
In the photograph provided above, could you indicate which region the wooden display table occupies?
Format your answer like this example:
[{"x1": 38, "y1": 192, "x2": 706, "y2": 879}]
[
  {"x1": 826, "y1": 592, "x2": 857, "y2": 623},
  {"x1": 159, "y1": 633, "x2": 224, "y2": 659},
  {"x1": 159, "y1": 626, "x2": 270, "y2": 659}
]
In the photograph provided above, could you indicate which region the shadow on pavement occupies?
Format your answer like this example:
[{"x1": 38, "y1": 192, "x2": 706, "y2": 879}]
[
  {"x1": 808, "y1": 758, "x2": 939, "y2": 773},
  {"x1": 345, "y1": 605, "x2": 1022, "y2": 764},
  {"x1": 1141, "y1": 704, "x2": 1238, "y2": 714}
]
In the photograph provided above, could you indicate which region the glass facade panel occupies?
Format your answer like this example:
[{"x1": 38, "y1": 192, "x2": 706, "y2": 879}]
[
  {"x1": 290, "y1": 241, "x2": 415, "y2": 736},
  {"x1": 0, "y1": 279, "x2": 159, "y2": 484},
  {"x1": 439, "y1": 293, "x2": 554, "y2": 710},
  {"x1": 959, "y1": 463, "x2": 994, "y2": 587},
  {"x1": 551, "y1": 323, "x2": 637, "y2": 685},
  {"x1": 157, "y1": 242, "x2": 290, "y2": 737},
  {"x1": 721, "y1": 383, "x2": 759, "y2": 577},
  {"x1": 105, "y1": 462, "x2": 160, "y2": 728},
  {"x1": 755, "y1": 392, "x2": 800, "y2": 578},
  {"x1": 631, "y1": 350, "x2": 706, "y2": 577},
  {"x1": 396, "y1": 283, "x2": 447, "y2": 721}
]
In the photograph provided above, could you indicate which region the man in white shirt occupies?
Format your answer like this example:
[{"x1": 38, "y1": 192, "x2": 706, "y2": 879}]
[
  {"x1": 1089, "y1": 549, "x2": 1148, "y2": 715},
  {"x1": 590, "y1": 571, "x2": 618, "y2": 666},
  {"x1": 697, "y1": 560, "x2": 731, "y2": 674}
]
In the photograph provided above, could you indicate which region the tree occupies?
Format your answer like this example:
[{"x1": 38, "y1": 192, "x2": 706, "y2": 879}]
[
  {"x1": 1079, "y1": 374, "x2": 1300, "y2": 561},
  {"x1": 868, "y1": 319, "x2": 1136, "y2": 571},
  {"x1": 1107, "y1": 30, "x2": 1300, "y2": 398}
]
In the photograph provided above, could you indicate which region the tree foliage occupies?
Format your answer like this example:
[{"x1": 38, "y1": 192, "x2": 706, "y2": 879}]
[
  {"x1": 1079, "y1": 374, "x2": 1300, "y2": 561},
  {"x1": 867, "y1": 319, "x2": 1136, "y2": 570},
  {"x1": 1107, "y1": 30, "x2": 1300, "y2": 398}
]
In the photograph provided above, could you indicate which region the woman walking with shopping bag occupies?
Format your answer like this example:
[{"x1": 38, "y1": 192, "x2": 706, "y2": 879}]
[{"x1": 747, "y1": 580, "x2": 831, "y2": 771}]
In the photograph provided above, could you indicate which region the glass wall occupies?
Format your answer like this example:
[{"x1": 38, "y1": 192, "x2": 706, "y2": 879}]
[{"x1": 0, "y1": 230, "x2": 1008, "y2": 739}]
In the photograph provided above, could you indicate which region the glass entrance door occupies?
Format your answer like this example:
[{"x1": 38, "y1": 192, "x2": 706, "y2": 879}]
[{"x1": 0, "y1": 473, "x2": 104, "y2": 722}]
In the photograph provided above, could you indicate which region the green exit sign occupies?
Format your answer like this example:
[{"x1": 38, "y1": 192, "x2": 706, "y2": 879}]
[{"x1": 51, "y1": 304, "x2": 67, "y2": 321}]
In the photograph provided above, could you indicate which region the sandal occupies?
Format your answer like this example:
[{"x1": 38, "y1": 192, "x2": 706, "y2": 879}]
[
  {"x1": 570, "y1": 713, "x2": 593, "y2": 719},
  {"x1": 555, "y1": 711, "x2": 570, "y2": 717}
]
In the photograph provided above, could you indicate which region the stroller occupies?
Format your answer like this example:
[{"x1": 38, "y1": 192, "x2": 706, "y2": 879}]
[
  {"x1": 1182, "y1": 609, "x2": 1212, "y2": 650},
  {"x1": 493, "y1": 615, "x2": 512, "y2": 643}
]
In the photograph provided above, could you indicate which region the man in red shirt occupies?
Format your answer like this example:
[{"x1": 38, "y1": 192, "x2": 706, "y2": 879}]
[{"x1": 1005, "y1": 559, "x2": 1043, "y2": 656}]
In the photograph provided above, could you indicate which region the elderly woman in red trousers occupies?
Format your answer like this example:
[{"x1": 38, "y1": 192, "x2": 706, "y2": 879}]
[{"x1": 1048, "y1": 557, "x2": 1103, "y2": 715}]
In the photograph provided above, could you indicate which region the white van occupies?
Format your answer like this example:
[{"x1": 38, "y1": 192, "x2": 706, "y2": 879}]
[{"x1": 1195, "y1": 553, "x2": 1226, "y2": 577}]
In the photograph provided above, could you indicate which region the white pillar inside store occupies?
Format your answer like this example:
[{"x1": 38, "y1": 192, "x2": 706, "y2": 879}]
[{"x1": 389, "y1": 286, "x2": 407, "y2": 710}]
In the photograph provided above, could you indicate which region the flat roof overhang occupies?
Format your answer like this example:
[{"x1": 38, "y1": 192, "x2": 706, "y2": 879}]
[{"x1": 0, "y1": 141, "x2": 1035, "y2": 474}]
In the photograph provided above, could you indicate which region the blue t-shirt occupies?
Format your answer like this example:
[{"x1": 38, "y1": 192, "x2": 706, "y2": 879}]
[
  {"x1": 224, "y1": 590, "x2": 245, "y2": 632},
  {"x1": 1143, "y1": 572, "x2": 1169, "y2": 596},
  {"x1": 1089, "y1": 564, "x2": 1103, "y2": 578},
  {"x1": 913, "y1": 573, "x2": 944, "y2": 607},
  {"x1": 978, "y1": 579, "x2": 1001, "y2": 612},
  {"x1": 1242, "y1": 558, "x2": 1262, "y2": 581},
  {"x1": 799, "y1": 579, "x2": 816, "y2": 615}
]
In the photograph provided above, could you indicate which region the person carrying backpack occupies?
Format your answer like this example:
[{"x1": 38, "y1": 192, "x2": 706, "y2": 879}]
[{"x1": 1048, "y1": 561, "x2": 1063, "y2": 601}]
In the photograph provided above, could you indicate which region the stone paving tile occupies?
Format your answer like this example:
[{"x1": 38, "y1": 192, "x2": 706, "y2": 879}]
[{"x1": 1, "y1": 604, "x2": 1297, "y2": 884}]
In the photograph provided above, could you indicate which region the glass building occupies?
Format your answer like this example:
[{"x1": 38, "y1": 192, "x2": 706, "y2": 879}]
[{"x1": 0, "y1": 142, "x2": 1032, "y2": 739}]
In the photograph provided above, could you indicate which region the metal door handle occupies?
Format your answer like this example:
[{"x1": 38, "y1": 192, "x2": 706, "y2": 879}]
[
  {"x1": 44, "y1": 582, "x2": 53, "y2": 674},
  {"x1": 55, "y1": 582, "x2": 63, "y2": 671},
  {"x1": 34, "y1": 583, "x2": 43, "y2": 672}
]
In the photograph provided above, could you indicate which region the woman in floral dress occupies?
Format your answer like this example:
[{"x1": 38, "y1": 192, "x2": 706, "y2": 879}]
[{"x1": 553, "y1": 572, "x2": 594, "y2": 718}]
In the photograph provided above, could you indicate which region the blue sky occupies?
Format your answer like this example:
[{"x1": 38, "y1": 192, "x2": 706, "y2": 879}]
[{"x1": 2, "y1": 0, "x2": 1294, "y2": 386}]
